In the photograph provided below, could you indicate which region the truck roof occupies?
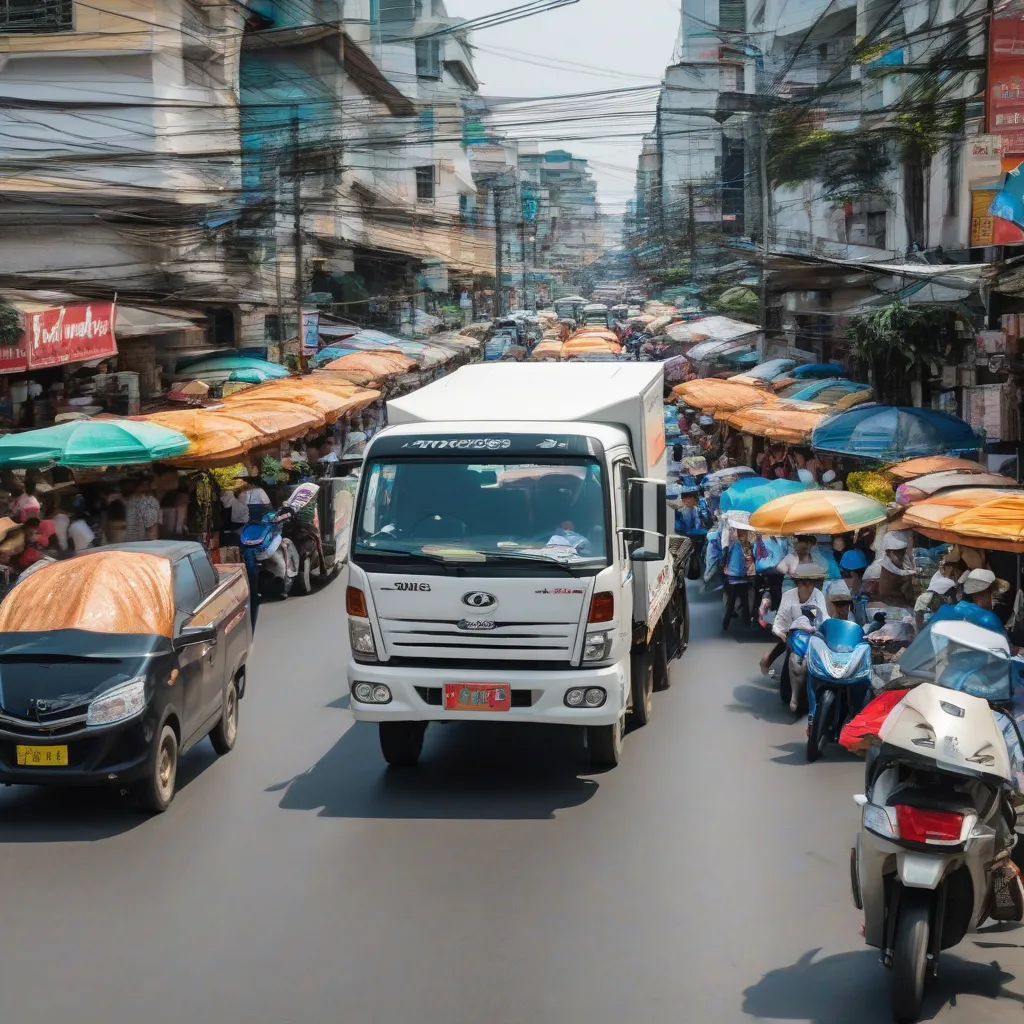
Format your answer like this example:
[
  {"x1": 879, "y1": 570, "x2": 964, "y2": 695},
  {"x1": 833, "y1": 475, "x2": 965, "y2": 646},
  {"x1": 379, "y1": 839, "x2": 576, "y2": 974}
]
[{"x1": 387, "y1": 362, "x2": 664, "y2": 425}]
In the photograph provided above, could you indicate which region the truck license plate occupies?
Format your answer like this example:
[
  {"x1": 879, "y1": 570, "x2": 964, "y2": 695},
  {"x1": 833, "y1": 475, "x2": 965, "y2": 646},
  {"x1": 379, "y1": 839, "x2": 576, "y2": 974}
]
[{"x1": 444, "y1": 683, "x2": 511, "y2": 712}]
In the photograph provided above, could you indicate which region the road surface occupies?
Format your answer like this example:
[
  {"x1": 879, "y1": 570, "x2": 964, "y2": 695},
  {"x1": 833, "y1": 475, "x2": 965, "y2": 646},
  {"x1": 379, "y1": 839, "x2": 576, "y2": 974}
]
[{"x1": 1, "y1": 581, "x2": 1022, "y2": 1023}]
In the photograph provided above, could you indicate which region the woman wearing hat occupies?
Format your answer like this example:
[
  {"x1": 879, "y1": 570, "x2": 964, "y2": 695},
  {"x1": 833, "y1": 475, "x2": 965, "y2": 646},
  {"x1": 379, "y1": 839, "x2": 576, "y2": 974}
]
[
  {"x1": 913, "y1": 571, "x2": 958, "y2": 632},
  {"x1": 878, "y1": 533, "x2": 915, "y2": 605},
  {"x1": 722, "y1": 523, "x2": 757, "y2": 630},
  {"x1": 930, "y1": 568, "x2": 1009, "y2": 634},
  {"x1": 760, "y1": 562, "x2": 828, "y2": 683}
]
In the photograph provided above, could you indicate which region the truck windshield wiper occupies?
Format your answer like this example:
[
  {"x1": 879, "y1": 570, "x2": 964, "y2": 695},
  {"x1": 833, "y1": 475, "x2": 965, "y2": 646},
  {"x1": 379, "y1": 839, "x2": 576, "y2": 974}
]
[
  {"x1": 354, "y1": 545, "x2": 451, "y2": 566},
  {"x1": 477, "y1": 550, "x2": 594, "y2": 576}
]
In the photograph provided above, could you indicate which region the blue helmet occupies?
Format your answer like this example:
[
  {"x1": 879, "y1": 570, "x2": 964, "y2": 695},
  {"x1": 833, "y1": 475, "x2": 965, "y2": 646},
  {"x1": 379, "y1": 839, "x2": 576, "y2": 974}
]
[{"x1": 840, "y1": 549, "x2": 869, "y2": 572}]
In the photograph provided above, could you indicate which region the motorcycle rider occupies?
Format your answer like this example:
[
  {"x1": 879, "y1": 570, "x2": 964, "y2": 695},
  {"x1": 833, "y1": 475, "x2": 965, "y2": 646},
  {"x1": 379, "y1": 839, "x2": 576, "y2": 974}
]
[
  {"x1": 825, "y1": 579, "x2": 854, "y2": 620},
  {"x1": 761, "y1": 563, "x2": 828, "y2": 692},
  {"x1": 913, "y1": 571, "x2": 958, "y2": 632},
  {"x1": 839, "y1": 548, "x2": 870, "y2": 625},
  {"x1": 930, "y1": 567, "x2": 1008, "y2": 633}
]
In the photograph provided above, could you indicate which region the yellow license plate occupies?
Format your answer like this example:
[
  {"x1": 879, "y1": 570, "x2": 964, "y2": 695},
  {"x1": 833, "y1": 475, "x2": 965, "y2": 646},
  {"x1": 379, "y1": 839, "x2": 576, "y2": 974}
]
[{"x1": 16, "y1": 744, "x2": 68, "y2": 767}]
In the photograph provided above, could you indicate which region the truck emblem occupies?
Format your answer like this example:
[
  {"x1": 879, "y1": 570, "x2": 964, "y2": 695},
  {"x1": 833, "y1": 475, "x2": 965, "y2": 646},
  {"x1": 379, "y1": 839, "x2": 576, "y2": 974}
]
[
  {"x1": 537, "y1": 438, "x2": 567, "y2": 449},
  {"x1": 458, "y1": 619, "x2": 496, "y2": 631},
  {"x1": 462, "y1": 591, "x2": 496, "y2": 608}
]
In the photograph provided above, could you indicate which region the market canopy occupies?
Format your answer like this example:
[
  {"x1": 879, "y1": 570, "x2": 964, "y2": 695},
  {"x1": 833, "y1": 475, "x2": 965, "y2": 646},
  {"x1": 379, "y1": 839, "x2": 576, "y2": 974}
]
[
  {"x1": 212, "y1": 400, "x2": 325, "y2": 445},
  {"x1": 221, "y1": 378, "x2": 379, "y2": 423},
  {"x1": 810, "y1": 405, "x2": 981, "y2": 461},
  {"x1": 663, "y1": 316, "x2": 758, "y2": 346},
  {"x1": 0, "y1": 418, "x2": 190, "y2": 467},
  {"x1": 684, "y1": 338, "x2": 757, "y2": 364},
  {"x1": 886, "y1": 455, "x2": 987, "y2": 480},
  {"x1": 893, "y1": 470, "x2": 1018, "y2": 505},
  {"x1": 530, "y1": 341, "x2": 562, "y2": 360},
  {"x1": 719, "y1": 477, "x2": 811, "y2": 514},
  {"x1": 725, "y1": 406, "x2": 825, "y2": 444},
  {"x1": 139, "y1": 409, "x2": 264, "y2": 466},
  {"x1": 321, "y1": 351, "x2": 418, "y2": 377},
  {"x1": 775, "y1": 377, "x2": 873, "y2": 405},
  {"x1": 673, "y1": 378, "x2": 776, "y2": 415},
  {"x1": 750, "y1": 490, "x2": 888, "y2": 535},
  {"x1": 730, "y1": 358, "x2": 797, "y2": 383},
  {"x1": 900, "y1": 491, "x2": 1024, "y2": 553}
]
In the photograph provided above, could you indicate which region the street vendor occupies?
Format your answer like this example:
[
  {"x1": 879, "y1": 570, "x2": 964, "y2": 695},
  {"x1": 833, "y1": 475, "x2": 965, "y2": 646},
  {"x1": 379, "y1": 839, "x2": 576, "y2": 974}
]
[
  {"x1": 878, "y1": 534, "x2": 915, "y2": 604},
  {"x1": 914, "y1": 571, "x2": 958, "y2": 632}
]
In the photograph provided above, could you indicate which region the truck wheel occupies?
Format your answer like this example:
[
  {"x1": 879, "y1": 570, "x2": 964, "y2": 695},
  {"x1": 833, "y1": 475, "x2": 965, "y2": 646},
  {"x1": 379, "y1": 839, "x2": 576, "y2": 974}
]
[
  {"x1": 652, "y1": 624, "x2": 671, "y2": 691},
  {"x1": 630, "y1": 649, "x2": 654, "y2": 726},
  {"x1": 294, "y1": 554, "x2": 313, "y2": 596},
  {"x1": 134, "y1": 724, "x2": 178, "y2": 814},
  {"x1": 588, "y1": 715, "x2": 623, "y2": 768},
  {"x1": 209, "y1": 678, "x2": 239, "y2": 756},
  {"x1": 891, "y1": 894, "x2": 931, "y2": 1022},
  {"x1": 379, "y1": 722, "x2": 426, "y2": 767}
]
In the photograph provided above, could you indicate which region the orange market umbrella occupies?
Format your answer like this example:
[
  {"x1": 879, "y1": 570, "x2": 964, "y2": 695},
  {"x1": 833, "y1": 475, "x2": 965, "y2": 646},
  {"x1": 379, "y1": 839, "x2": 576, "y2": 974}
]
[
  {"x1": 750, "y1": 490, "x2": 888, "y2": 535},
  {"x1": 221, "y1": 379, "x2": 378, "y2": 422},
  {"x1": 212, "y1": 400, "x2": 325, "y2": 445},
  {"x1": 530, "y1": 340, "x2": 563, "y2": 360},
  {"x1": 886, "y1": 455, "x2": 987, "y2": 481},
  {"x1": 888, "y1": 486, "x2": 1019, "y2": 531},
  {"x1": 322, "y1": 351, "x2": 417, "y2": 377},
  {"x1": 569, "y1": 329, "x2": 619, "y2": 344},
  {"x1": 140, "y1": 409, "x2": 264, "y2": 466},
  {"x1": 312, "y1": 367, "x2": 379, "y2": 388},
  {"x1": 725, "y1": 406, "x2": 824, "y2": 444},
  {"x1": 673, "y1": 378, "x2": 776, "y2": 415},
  {"x1": 900, "y1": 491, "x2": 1024, "y2": 552},
  {"x1": 562, "y1": 339, "x2": 622, "y2": 355}
]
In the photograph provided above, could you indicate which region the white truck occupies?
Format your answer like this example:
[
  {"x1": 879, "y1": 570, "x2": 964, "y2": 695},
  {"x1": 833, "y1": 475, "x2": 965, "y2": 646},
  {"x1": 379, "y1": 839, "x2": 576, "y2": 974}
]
[{"x1": 344, "y1": 362, "x2": 690, "y2": 768}]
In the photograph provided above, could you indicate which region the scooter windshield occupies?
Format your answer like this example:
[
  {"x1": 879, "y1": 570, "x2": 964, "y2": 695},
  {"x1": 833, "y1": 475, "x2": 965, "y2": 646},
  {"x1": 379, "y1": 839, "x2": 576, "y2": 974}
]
[{"x1": 895, "y1": 619, "x2": 1013, "y2": 703}]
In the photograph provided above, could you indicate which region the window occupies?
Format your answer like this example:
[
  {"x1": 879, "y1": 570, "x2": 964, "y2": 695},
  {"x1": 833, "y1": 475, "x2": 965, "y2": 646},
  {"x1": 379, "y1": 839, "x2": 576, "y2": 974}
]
[
  {"x1": 946, "y1": 141, "x2": 961, "y2": 217},
  {"x1": 190, "y1": 552, "x2": 219, "y2": 598},
  {"x1": 418, "y1": 106, "x2": 435, "y2": 139},
  {"x1": 415, "y1": 37, "x2": 441, "y2": 78},
  {"x1": 380, "y1": 0, "x2": 418, "y2": 22},
  {"x1": 173, "y1": 558, "x2": 202, "y2": 613},
  {"x1": 415, "y1": 165, "x2": 435, "y2": 201},
  {"x1": 0, "y1": 0, "x2": 73, "y2": 32}
]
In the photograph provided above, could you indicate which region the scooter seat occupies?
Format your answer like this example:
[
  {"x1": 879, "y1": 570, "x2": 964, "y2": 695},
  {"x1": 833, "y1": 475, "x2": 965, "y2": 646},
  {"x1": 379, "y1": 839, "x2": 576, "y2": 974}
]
[{"x1": 240, "y1": 523, "x2": 274, "y2": 548}]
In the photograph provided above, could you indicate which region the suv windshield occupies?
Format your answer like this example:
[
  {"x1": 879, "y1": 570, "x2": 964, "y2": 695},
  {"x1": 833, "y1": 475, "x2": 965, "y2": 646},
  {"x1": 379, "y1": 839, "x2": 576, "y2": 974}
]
[{"x1": 355, "y1": 459, "x2": 608, "y2": 568}]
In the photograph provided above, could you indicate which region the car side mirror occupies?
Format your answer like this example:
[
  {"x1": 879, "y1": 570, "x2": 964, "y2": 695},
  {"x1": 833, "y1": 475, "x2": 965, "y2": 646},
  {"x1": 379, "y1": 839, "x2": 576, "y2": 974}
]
[
  {"x1": 623, "y1": 476, "x2": 667, "y2": 562},
  {"x1": 174, "y1": 624, "x2": 217, "y2": 651}
]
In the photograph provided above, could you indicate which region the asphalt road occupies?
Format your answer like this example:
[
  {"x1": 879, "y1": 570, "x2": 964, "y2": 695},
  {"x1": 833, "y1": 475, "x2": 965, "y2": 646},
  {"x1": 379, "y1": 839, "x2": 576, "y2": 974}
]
[{"x1": 2, "y1": 579, "x2": 1023, "y2": 1024}]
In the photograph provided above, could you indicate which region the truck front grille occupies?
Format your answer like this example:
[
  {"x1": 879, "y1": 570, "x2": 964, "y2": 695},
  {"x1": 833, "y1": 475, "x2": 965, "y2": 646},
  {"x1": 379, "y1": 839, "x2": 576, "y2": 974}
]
[{"x1": 380, "y1": 618, "x2": 579, "y2": 663}]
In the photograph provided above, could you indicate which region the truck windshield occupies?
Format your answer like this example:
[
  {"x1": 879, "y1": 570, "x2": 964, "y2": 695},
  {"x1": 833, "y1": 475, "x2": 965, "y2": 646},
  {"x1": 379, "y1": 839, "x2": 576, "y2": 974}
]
[{"x1": 355, "y1": 459, "x2": 608, "y2": 568}]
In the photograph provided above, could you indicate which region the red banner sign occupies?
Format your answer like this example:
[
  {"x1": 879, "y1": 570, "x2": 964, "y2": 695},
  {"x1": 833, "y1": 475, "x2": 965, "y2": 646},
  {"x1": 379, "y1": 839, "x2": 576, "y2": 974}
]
[
  {"x1": 989, "y1": 1, "x2": 1024, "y2": 156},
  {"x1": 0, "y1": 301, "x2": 117, "y2": 374}
]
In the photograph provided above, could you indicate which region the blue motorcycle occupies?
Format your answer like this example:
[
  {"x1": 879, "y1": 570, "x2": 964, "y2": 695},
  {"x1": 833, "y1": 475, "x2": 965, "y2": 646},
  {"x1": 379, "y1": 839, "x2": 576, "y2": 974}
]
[{"x1": 804, "y1": 617, "x2": 872, "y2": 762}]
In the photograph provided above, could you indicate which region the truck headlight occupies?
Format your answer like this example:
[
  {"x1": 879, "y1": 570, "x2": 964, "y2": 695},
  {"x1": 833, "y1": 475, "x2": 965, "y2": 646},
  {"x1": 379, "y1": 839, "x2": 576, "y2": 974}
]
[
  {"x1": 583, "y1": 630, "x2": 612, "y2": 662},
  {"x1": 349, "y1": 618, "x2": 377, "y2": 658},
  {"x1": 87, "y1": 676, "x2": 147, "y2": 727}
]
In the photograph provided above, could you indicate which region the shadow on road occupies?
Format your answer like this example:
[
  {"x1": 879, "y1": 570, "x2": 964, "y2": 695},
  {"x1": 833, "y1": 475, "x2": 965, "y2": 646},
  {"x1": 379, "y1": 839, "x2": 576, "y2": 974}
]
[
  {"x1": 726, "y1": 680, "x2": 796, "y2": 724},
  {"x1": 770, "y1": 739, "x2": 861, "y2": 767},
  {"x1": 742, "y1": 946, "x2": 1024, "y2": 1023},
  {"x1": 269, "y1": 720, "x2": 600, "y2": 820},
  {"x1": 0, "y1": 743, "x2": 219, "y2": 843}
]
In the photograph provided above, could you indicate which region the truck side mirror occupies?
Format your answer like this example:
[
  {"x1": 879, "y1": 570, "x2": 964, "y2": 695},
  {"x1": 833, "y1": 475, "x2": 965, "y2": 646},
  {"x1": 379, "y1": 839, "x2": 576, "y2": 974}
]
[{"x1": 624, "y1": 477, "x2": 667, "y2": 562}]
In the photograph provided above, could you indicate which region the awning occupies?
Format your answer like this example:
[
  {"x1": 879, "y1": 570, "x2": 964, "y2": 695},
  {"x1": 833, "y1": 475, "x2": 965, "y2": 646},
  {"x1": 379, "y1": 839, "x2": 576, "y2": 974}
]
[
  {"x1": 664, "y1": 316, "x2": 759, "y2": 346},
  {"x1": 113, "y1": 306, "x2": 204, "y2": 339}
]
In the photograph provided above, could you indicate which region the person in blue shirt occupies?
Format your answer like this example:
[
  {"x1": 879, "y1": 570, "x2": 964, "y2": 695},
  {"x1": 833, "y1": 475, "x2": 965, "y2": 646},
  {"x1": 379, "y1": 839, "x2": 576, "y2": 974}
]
[
  {"x1": 675, "y1": 482, "x2": 709, "y2": 536},
  {"x1": 839, "y1": 548, "x2": 870, "y2": 626},
  {"x1": 723, "y1": 526, "x2": 756, "y2": 630},
  {"x1": 930, "y1": 568, "x2": 1008, "y2": 634}
]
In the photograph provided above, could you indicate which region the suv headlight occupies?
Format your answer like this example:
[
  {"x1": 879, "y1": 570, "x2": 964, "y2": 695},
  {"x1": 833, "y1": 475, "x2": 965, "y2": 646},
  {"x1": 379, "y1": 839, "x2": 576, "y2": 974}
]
[
  {"x1": 87, "y1": 676, "x2": 147, "y2": 727},
  {"x1": 583, "y1": 630, "x2": 613, "y2": 662},
  {"x1": 349, "y1": 618, "x2": 378, "y2": 659}
]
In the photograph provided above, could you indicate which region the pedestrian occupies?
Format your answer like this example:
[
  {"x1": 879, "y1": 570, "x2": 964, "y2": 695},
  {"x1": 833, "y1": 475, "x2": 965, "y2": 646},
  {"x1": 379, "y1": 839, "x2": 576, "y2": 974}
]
[
  {"x1": 10, "y1": 480, "x2": 40, "y2": 523},
  {"x1": 776, "y1": 534, "x2": 818, "y2": 576},
  {"x1": 67, "y1": 506, "x2": 96, "y2": 552},
  {"x1": 826, "y1": 579, "x2": 855, "y2": 620},
  {"x1": 878, "y1": 534, "x2": 915, "y2": 604},
  {"x1": 124, "y1": 474, "x2": 161, "y2": 543}
]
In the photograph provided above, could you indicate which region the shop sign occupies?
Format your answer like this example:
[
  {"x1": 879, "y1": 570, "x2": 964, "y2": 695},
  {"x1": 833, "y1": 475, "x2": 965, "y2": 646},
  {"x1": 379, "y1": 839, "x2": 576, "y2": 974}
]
[
  {"x1": 301, "y1": 310, "x2": 319, "y2": 356},
  {"x1": 0, "y1": 301, "x2": 117, "y2": 374},
  {"x1": 971, "y1": 189, "x2": 996, "y2": 246},
  {"x1": 967, "y1": 135, "x2": 1005, "y2": 184},
  {"x1": 989, "y1": 0, "x2": 1024, "y2": 156}
]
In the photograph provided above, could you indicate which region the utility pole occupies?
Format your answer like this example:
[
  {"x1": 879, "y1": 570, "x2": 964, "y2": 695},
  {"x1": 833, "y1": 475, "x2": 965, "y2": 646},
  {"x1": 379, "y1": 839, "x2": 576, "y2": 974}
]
[
  {"x1": 493, "y1": 186, "x2": 503, "y2": 318},
  {"x1": 291, "y1": 109, "x2": 306, "y2": 372},
  {"x1": 687, "y1": 181, "x2": 696, "y2": 281},
  {"x1": 520, "y1": 196, "x2": 528, "y2": 312},
  {"x1": 759, "y1": 122, "x2": 770, "y2": 331}
]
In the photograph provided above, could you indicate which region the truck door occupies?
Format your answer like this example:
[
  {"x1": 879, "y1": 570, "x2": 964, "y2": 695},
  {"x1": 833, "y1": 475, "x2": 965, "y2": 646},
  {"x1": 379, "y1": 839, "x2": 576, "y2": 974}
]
[{"x1": 613, "y1": 457, "x2": 637, "y2": 643}]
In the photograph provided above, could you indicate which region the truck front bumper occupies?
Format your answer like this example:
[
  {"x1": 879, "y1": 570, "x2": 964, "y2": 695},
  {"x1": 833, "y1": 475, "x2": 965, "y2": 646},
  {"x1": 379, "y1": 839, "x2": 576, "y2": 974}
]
[{"x1": 347, "y1": 659, "x2": 629, "y2": 725}]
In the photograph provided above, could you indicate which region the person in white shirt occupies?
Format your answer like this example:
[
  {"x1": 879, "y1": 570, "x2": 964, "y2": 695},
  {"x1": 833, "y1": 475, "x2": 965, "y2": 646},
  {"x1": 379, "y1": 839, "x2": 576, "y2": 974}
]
[
  {"x1": 221, "y1": 479, "x2": 272, "y2": 530},
  {"x1": 761, "y1": 562, "x2": 828, "y2": 676},
  {"x1": 776, "y1": 534, "x2": 818, "y2": 577},
  {"x1": 67, "y1": 512, "x2": 96, "y2": 552}
]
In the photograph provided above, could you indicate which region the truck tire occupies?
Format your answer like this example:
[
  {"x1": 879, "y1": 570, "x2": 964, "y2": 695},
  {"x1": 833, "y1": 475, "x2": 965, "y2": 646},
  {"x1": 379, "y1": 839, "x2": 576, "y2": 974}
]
[
  {"x1": 209, "y1": 678, "x2": 239, "y2": 756},
  {"x1": 652, "y1": 623, "x2": 671, "y2": 691},
  {"x1": 630, "y1": 648, "x2": 654, "y2": 725},
  {"x1": 379, "y1": 722, "x2": 426, "y2": 767},
  {"x1": 588, "y1": 715, "x2": 623, "y2": 768},
  {"x1": 134, "y1": 723, "x2": 178, "y2": 814}
]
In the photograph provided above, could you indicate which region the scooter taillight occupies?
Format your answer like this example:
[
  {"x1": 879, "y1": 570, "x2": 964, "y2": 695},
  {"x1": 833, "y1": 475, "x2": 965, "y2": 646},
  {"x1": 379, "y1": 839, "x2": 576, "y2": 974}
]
[{"x1": 893, "y1": 805, "x2": 964, "y2": 844}]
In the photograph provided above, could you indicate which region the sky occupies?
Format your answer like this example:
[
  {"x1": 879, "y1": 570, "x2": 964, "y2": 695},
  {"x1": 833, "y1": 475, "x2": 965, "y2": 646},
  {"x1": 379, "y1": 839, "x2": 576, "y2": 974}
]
[{"x1": 446, "y1": 0, "x2": 682, "y2": 212}]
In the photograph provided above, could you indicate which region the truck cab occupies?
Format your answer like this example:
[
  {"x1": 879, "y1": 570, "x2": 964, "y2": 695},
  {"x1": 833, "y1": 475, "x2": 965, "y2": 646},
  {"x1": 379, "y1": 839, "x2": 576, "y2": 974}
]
[{"x1": 345, "y1": 363, "x2": 688, "y2": 769}]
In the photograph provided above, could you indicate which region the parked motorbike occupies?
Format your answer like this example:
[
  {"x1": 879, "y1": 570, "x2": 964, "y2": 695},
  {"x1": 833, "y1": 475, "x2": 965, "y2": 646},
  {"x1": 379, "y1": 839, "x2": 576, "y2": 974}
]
[
  {"x1": 805, "y1": 617, "x2": 873, "y2": 762},
  {"x1": 240, "y1": 484, "x2": 320, "y2": 600},
  {"x1": 854, "y1": 619, "x2": 1024, "y2": 1021}
]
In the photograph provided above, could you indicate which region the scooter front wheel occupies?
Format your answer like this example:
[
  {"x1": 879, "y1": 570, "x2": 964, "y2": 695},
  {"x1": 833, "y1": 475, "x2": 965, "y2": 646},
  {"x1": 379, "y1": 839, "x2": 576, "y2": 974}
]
[
  {"x1": 891, "y1": 893, "x2": 931, "y2": 1023},
  {"x1": 807, "y1": 688, "x2": 835, "y2": 762}
]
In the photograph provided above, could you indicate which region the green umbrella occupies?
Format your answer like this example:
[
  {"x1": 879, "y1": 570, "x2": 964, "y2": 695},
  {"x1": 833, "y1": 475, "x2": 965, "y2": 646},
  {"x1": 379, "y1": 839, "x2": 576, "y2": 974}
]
[{"x1": 0, "y1": 419, "x2": 190, "y2": 467}]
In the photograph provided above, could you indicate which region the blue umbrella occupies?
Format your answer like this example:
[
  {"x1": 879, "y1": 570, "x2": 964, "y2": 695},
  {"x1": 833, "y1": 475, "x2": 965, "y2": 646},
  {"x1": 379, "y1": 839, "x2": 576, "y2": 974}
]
[
  {"x1": 789, "y1": 362, "x2": 844, "y2": 379},
  {"x1": 719, "y1": 476, "x2": 811, "y2": 514},
  {"x1": 776, "y1": 377, "x2": 871, "y2": 402},
  {"x1": 734, "y1": 358, "x2": 796, "y2": 381},
  {"x1": 811, "y1": 405, "x2": 981, "y2": 461}
]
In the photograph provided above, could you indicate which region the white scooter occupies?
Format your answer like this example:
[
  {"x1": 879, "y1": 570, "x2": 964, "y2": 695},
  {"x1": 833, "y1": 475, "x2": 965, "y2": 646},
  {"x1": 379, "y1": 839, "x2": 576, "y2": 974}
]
[{"x1": 853, "y1": 620, "x2": 1023, "y2": 1022}]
